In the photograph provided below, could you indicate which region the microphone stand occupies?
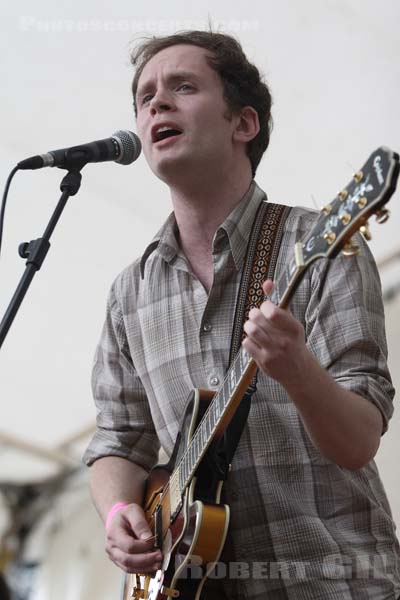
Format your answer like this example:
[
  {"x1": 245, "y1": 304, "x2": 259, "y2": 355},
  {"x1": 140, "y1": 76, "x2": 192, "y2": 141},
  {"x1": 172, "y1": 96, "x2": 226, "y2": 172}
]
[{"x1": 0, "y1": 168, "x2": 83, "y2": 349}]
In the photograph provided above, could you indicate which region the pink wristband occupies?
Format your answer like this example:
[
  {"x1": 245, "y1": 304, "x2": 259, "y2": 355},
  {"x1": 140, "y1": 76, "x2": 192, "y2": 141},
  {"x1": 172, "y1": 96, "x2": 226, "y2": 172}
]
[{"x1": 105, "y1": 502, "x2": 129, "y2": 532}]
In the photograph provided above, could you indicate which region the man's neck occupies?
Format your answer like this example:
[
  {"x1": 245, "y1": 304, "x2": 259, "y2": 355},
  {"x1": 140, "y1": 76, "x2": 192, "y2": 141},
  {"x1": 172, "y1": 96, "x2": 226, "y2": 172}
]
[{"x1": 168, "y1": 166, "x2": 253, "y2": 291}]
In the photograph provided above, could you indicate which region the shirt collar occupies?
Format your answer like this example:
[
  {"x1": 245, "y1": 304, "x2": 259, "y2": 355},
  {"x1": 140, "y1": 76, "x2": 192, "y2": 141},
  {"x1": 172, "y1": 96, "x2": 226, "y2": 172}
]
[
  {"x1": 140, "y1": 212, "x2": 179, "y2": 278},
  {"x1": 140, "y1": 181, "x2": 267, "y2": 278},
  {"x1": 213, "y1": 181, "x2": 266, "y2": 270}
]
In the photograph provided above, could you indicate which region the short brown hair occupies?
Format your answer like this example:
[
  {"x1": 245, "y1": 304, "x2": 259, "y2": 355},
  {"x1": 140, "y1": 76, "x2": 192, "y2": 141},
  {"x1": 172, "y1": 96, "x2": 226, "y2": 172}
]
[{"x1": 130, "y1": 31, "x2": 273, "y2": 176}]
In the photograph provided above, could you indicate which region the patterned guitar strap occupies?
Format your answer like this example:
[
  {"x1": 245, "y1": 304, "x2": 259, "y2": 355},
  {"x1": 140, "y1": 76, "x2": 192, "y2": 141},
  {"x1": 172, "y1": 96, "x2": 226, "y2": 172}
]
[{"x1": 218, "y1": 200, "x2": 292, "y2": 476}]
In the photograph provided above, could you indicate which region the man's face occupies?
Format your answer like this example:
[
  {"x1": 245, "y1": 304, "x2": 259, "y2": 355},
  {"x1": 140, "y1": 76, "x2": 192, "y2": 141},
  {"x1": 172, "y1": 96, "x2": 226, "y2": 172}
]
[{"x1": 135, "y1": 44, "x2": 239, "y2": 182}]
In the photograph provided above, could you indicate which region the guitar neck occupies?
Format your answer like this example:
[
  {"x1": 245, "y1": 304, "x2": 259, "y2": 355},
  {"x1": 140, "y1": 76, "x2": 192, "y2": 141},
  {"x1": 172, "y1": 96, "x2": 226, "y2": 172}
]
[{"x1": 170, "y1": 254, "x2": 305, "y2": 499}]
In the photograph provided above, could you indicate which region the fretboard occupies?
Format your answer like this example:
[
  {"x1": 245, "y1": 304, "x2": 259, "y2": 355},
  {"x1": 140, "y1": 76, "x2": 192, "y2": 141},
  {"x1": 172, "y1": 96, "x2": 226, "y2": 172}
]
[{"x1": 171, "y1": 253, "x2": 305, "y2": 497}]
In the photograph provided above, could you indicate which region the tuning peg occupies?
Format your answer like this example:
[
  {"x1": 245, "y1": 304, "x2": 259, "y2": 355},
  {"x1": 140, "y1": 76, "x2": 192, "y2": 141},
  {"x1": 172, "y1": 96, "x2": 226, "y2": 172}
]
[
  {"x1": 359, "y1": 223, "x2": 372, "y2": 241},
  {"x1": 338, "y1": 190, "x2": 349, "y2": 202},
  {"x1": 356, "y1": 196, "x2": 367, "y2": 209},
  {"x1": 323, "y1": 232, "x2": 336, "y2": 245},
  {"x1": 342, "y1": 239, "x2": 360, "y2": 257},
  {"x1": 375, "y1": 208, "x2": 390, "y2": 224},
  {"x1": 354, "y1": 170, "x2": 363, "y2": 183},
  {"x1": 340, "y1": 212, "x2": 351, "y2": 225},
  {"x1": 322, "y1": 203, "x2": 332, "y2": 215}
]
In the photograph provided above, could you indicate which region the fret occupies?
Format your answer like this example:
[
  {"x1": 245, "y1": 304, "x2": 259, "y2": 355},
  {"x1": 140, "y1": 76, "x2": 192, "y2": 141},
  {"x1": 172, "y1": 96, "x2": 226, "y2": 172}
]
[
  {"x1": 285, "y1": 265, "x2": 293, "y2": 286},
  {"x1": 218, "y1": 390, "x2": 224, "y2": 414},
  {"x1": 198, "y1": 424, "x2": 206, "y2": 460},
  {"x1": 190, "y1": 442, "x2": 194, "y2": 471},
  {"x1": 283, "y1": 265, "x2": 290, "y2": 287},
  {"x1": 209, "y1": 406, "x2": 215, "y2": 429},
  {"x1": 241, "y1": 346, "x2": 250, "y2": 366},
  {"x1": 204, "y1": 419, "x2": 209, "y2": 441},
  {"x1": 229, "y1": 366, "x2": 236, "y2": 392},
  {"x1": 186, "y1": 454, "x2": 191, "y2": 481},
  {"x1": 183, "y1": 456, "x2": 189, "y2": 482},
  {"x1": 275, "y1": 258, "x2": 298, "y2": 304},
  {"x1": 238, "y1": 346, "x2": 244, "y2": 371},
  {"x1": 181, "y1": 428, "x2": 202, "y2": 482},
  {"x1": 196, "y1": 427, "x2": 201, "y2": 453},
  {"x1": 195, "y1": 430, "x2": 200, "y2": 458},
  {"x1": 192, "y1": 440, "x2": 197, "y2": 468},
  {"x1": 288, "y1": 256, "x2": 297, "y2": 277},
  {"x1": 199, "y1": 424, "x2": 207, "y2": 458},
  {"x1": 212, "y1": 410, "x2": 218, "y2": 432},
  {"x1": 170, "y1": 469, "x2": 182, "y2": 513},
  {"x1": 181, "y1": 457, "x2": 186, "y2": 484},
  {"x1": 179, "y1": 464, "x2": 185, "y2": 489},
  {"x1": 186, "y1": 453, "x2": 191, "y2": 478},
  {"x1": 214, "y1": 398, "x2": 220, "y2": 419},
  {"x1": 204, "y1": 415, "x2": 210, "y2": 439},
  {"x1": 234, "y1": 353, "x2": 242, "y2": 383},
  {"x1": 223, "y1": 378, "x2": 230, "y2": 408},
  {"x1": 212, "y1": 402, "x2": 218, "y2": 425}
]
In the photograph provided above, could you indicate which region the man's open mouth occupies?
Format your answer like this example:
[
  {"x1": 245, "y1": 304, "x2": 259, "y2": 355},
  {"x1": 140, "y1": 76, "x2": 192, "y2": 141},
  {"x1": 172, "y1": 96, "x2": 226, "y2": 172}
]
[{"x1": 152, "y1": 125, "x2": 183, "y2": 143}]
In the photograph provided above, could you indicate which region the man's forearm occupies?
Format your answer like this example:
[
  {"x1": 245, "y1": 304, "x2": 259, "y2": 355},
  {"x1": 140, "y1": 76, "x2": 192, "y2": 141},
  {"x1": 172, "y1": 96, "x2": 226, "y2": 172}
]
[
  {"x1": 284, "y1": 349, "x2": 383, "y2": 470},
  {"x1": 90, "y1": 455, "x2": 148, "y2": 522}
]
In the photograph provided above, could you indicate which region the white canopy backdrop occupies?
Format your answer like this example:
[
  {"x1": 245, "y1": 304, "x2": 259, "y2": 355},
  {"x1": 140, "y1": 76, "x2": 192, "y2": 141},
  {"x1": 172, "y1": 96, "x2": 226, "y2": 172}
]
[{"x1": 0, "y1": 1, "x2": 399, "y2": 598}]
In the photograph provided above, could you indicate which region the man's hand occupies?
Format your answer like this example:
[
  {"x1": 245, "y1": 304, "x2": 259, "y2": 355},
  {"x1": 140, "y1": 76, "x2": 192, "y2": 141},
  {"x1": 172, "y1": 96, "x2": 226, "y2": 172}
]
[
  {"x1": 105, "y1": 502, "x2": 162, "y2": 573},
  {"x1": 242, "y1": 279, "x2": 308, "y2": 387},
  {"x1": 89, "y1": 457, "x2": 162, "y2": 573}
]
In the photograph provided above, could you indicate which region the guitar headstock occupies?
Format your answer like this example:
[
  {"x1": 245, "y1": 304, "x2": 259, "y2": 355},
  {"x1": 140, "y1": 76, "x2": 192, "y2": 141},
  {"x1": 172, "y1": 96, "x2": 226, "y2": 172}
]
[{"x1": 301, "y1": 147, "x2": 399, "y2": 265}]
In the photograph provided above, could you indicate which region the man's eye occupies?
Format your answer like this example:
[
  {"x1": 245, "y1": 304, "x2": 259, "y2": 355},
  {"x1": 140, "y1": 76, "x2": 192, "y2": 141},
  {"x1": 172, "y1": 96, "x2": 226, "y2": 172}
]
[
  {"x1": 177, "y1": 84, "x2": 193, "y2": 92},
  {"x1": 141, "y1": 94, "x2": 153, "y2": 105}
]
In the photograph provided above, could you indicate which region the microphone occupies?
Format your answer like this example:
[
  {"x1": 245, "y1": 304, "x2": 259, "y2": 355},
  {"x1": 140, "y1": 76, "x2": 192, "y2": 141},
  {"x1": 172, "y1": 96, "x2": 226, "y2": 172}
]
[{"x1": 17, "y1": 130, "x2": 141, "y2": 170}]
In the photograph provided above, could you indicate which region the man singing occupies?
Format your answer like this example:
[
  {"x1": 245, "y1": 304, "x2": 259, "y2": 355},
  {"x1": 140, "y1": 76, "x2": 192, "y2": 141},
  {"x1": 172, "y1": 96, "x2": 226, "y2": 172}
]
[{"x1": 84, "y1": 31, "x2": 400, "y2": 598}]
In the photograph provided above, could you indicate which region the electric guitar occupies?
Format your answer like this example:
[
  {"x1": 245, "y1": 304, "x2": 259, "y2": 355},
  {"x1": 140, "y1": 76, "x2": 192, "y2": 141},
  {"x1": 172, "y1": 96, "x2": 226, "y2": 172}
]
[{"x1": 121, "y1": 147, "x2": 399, "y2": 600}]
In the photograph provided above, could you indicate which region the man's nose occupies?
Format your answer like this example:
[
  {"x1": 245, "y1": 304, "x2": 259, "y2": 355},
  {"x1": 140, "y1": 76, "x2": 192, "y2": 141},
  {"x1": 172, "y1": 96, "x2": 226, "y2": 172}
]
[{"x1": 150, "y1": 89, "x2": 174, "y2": 115}]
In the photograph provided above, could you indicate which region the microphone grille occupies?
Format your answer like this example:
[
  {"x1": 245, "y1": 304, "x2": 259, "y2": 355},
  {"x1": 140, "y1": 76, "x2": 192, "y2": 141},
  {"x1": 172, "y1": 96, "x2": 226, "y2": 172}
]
[{"x1": 112, "y1": 130, "x2": 142, "y2": 165}]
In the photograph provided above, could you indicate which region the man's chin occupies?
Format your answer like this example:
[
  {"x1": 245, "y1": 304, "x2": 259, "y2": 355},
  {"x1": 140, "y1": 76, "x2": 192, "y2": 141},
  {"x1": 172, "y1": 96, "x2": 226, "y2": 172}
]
[{"x1": 150, "y1": 154, "x2": 192, "y2": 183}]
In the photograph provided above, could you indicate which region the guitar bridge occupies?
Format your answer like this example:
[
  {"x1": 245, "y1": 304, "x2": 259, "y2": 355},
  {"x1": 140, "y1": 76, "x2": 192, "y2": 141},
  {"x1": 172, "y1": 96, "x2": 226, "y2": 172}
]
[
  {"x1": 128, "y1": 574, "x2": 148, "y2": 599},
  {"x1": 161, "y1": 585, "x2": 180, "y2": 597}
]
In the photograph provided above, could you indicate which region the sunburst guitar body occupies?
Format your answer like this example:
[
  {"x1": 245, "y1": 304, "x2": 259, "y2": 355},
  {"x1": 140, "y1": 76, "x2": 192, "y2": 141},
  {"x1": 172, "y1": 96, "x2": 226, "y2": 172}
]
[{"x1": 121, "y1": 388, "x2": 230, "y2": 600}]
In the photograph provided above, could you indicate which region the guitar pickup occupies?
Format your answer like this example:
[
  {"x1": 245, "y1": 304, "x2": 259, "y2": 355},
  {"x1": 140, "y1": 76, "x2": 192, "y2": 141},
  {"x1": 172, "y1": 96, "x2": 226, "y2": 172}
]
[{"x1": 154, "y1": 504, "x2": 163, "y2": 549}]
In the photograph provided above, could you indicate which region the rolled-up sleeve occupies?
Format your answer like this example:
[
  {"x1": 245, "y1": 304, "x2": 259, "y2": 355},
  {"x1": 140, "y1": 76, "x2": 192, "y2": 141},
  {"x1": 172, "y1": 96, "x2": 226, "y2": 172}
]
[
  {"x1": 304, "y1": 234, "x2": 395, "y2": 433},
  {"x1": 82, "y1": 282, "x2": 160, "y2": 470}
]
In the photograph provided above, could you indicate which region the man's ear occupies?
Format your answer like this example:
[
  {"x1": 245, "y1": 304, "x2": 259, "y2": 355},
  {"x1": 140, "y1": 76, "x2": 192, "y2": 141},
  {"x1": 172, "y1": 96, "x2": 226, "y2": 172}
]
[{"x1": 232, "y1": 106, "x2": 260, "y2": 143}]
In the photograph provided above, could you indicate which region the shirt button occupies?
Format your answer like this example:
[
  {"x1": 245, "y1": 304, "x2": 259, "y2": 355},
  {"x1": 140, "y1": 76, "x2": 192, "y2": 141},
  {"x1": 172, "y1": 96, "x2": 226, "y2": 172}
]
[
  {"x1": 210, "y1": 376, "x2": 219, "y2": 387},
  {"x1": 203, "y1": 322, "x2": 212, "y2": 332}
]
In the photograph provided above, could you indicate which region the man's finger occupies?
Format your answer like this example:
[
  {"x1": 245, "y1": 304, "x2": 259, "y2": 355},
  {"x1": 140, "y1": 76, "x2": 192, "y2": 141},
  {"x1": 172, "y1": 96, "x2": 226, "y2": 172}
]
[
  {"x1": 262, "y1": 279, "x2": 274, "y2": 296},
  {"x1": 124, "y1": 503, "x2": 153, "y2": 541}
]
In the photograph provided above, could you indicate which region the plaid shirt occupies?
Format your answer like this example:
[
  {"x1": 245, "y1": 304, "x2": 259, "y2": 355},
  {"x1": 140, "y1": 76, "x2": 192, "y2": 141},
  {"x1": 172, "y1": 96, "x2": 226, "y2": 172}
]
[{"x1": 84, "y1": 182, "x2": 400, "y2": 599}]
